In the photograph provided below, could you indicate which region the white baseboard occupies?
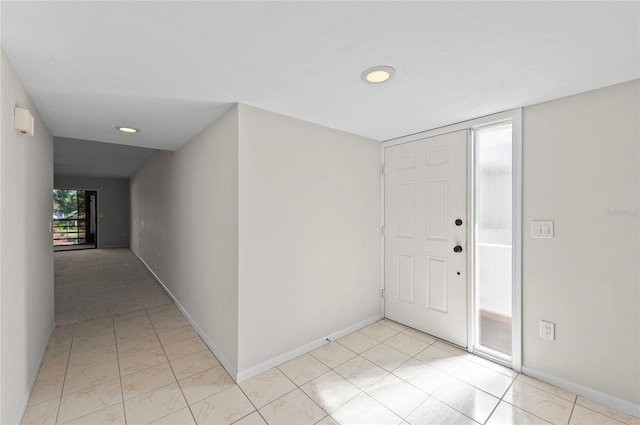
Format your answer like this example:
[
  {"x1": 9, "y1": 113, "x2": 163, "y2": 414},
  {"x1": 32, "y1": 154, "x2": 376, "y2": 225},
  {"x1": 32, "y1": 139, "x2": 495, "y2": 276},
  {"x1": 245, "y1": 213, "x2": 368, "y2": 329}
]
[
  {"x1": 132, "y1": 251, "x2": 238, "y2": 380},
  {"x1": 521, "y1": 366, "x2": 640, "y2": 418},
  {"x1": 16, "y1": 322, "x2": 56, "y2": 424},
  {"x1": 132, "y1": 250, "x2": 385, "y2": 384},
  {"x1": 236, "y1": 314, "x2": 384, "y2": 382}
]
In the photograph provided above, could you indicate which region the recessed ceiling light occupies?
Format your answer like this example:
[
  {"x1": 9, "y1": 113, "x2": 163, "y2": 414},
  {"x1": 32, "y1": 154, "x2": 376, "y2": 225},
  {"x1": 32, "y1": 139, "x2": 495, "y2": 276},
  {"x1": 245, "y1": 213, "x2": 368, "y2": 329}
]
[
  {"x1": 361, "y1": 65, "x2": 396, "y2": 84},
  {"x1": 116, "y1": 126, "x2": 140, "y2": 133}
]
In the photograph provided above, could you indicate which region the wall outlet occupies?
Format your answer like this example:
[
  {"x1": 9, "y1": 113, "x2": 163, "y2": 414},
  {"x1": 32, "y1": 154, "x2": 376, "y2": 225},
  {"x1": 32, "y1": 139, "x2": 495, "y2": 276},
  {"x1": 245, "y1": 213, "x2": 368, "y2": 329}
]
[{"x1": 540, "y1": 320, "x2": 555, "y2": 340}]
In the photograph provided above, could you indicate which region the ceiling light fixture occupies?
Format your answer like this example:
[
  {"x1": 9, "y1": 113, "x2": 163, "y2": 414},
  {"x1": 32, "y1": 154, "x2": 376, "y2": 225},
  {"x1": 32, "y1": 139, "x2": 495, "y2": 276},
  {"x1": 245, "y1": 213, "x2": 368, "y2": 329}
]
[
  {"x1": 361, "y1": 65, "x2": 396, "y2": 84},
  {"x1": 116, "y1": 126, "x2": 140, "y2": 133}
]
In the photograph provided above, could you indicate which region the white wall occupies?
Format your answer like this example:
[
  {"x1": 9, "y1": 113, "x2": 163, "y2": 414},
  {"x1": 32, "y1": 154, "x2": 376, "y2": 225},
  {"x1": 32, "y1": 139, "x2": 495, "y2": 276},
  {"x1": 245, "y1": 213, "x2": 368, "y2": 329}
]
[
  {"x1": 131, "y1": 106, "x2": 239, "y2": 373},
  {"x1": 522, "y1": 79, "x2": 639, "y2": 406},
  {"x1": 55, "y1": 175, "x2": 130, "y2": 248},
  {"x1": 0, "y1": 50, "x2": 54, "y2": 424},
  {"x1": 237, "y1": 105, "x2": 381, "y2": 373},
  {"x1": 131, "y1": 104, "x2": 382, "y2": 379}
]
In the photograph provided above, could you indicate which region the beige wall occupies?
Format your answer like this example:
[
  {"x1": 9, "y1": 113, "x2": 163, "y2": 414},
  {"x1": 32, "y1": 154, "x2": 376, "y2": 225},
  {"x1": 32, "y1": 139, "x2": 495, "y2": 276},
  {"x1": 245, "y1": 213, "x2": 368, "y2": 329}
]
[
  {"x1": 0, "y1": 50, "x2": 55, "y2": 424},
  {"x1": 522, "y1": 79, "x2": 639, "y2": 406},
  {"x1": 130, "y1": 106, "x2": 240, "y2": 373},
  {"x1": 237, "y1": 105, "x2": 382, "y2": 373},
  {"x1": 131, "y1": 104, "x2": 382, "y2": 379}
]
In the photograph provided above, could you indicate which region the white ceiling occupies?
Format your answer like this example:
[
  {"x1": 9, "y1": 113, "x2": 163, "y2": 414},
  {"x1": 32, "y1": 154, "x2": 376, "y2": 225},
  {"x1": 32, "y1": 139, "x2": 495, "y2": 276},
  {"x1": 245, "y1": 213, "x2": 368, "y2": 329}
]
[{"x1": 2, "y1": 1, "x2": 639, "y2": 155}]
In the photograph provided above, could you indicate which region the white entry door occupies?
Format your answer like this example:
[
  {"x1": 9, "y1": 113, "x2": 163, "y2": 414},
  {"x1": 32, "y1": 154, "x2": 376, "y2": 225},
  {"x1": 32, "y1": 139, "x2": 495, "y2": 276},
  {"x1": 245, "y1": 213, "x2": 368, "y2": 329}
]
[{"x1": 384, "y1": 130, "x2": 468, "y2": 347}]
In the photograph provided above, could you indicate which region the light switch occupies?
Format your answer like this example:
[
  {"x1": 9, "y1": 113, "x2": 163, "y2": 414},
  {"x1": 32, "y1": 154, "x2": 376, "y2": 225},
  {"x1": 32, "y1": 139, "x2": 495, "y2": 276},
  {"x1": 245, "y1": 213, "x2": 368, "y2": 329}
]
[{"x1": 532, "y1": 220, "x2": 554, "y2": 238}]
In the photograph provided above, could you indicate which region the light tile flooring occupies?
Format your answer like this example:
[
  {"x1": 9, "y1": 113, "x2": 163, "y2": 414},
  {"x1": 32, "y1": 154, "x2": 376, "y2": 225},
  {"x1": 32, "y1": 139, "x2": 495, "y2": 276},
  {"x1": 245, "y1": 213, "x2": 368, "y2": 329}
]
[{"x1": 22, "y1": 306, "x2": 639, "y2": 425}]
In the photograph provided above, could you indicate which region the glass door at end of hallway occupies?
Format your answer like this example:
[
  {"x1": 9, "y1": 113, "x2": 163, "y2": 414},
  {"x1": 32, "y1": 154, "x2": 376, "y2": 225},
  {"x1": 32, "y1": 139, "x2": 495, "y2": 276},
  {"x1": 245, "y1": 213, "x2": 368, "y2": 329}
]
[{"x1": 53, "y1": 189, "x2": 97, "y2": 251}]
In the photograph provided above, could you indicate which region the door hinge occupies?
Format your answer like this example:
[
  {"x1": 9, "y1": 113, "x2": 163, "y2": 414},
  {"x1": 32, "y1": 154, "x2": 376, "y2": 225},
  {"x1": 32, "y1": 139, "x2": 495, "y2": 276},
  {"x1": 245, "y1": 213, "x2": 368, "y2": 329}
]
[
  {"x1": 381, "y1": 289, "x2": 385, "y2": 298},
  {"x1": 381, "y1": 226, "x2": 385, "y2": 236},
  {"x1": 381, "y1": 164, "x2": 385, "y2": 175}
]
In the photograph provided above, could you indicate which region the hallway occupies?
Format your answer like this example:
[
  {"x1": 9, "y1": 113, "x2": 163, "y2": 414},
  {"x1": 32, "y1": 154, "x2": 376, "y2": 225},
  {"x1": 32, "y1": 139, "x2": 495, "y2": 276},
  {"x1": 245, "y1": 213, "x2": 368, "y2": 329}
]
[{"x1": 54, "y1": 249, "x2": 172, "y2": 326}]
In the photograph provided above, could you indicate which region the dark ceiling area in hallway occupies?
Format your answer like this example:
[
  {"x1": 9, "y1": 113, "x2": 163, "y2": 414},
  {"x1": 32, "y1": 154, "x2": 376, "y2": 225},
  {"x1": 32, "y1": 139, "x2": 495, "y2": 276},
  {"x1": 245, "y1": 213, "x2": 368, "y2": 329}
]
[{"x1": 54, "y1": 137, "x2": 157, "y2": 179}]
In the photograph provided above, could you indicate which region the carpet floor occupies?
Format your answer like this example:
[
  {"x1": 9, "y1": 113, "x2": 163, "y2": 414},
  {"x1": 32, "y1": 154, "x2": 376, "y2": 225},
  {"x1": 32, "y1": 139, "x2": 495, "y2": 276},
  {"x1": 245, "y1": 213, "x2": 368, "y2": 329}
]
[{"x1": 55, "y1": 248, "x2": 173, "y2": 326}]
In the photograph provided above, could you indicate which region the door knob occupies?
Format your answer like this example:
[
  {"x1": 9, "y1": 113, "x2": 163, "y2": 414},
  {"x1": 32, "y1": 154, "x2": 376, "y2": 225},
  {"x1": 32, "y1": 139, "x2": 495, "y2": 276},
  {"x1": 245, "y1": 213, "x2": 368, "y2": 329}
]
[
  {"x1": 455, "y1": 219, "x2": 463, "y2": 226},
  {"x1": 453, "y1": 245, "x2": 463, "y2": 253}
]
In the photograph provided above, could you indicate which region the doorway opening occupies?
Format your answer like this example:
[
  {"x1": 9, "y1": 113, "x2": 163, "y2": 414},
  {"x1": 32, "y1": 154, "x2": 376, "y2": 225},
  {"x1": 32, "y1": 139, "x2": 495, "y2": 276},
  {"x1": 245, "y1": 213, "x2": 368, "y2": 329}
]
[{"x1": 53, "y1": 189, "x2": 97, "y2": 251}]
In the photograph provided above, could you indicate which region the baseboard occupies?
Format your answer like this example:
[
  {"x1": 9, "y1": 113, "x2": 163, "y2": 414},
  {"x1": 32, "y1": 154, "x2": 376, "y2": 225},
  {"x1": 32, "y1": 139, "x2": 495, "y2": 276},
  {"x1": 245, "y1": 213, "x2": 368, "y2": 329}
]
[
  {"x1": 521, "y1": 366, "x2": 640, "y2": 418},
  {"x1": 132, "y1": 251, "x2": 238, "y2": 380},
  {"x1": 236, "y1": 313, "x2": 383, "y2": 382},
  {"x1": 16, "y1": 322, "x2": 56, "y2": 424},
  {"x1": 131, "y1": 251, "x2": 384, "y2": 385},
  {"x1": 165, "y1": 294, "x2": 238, "y2": 381}
]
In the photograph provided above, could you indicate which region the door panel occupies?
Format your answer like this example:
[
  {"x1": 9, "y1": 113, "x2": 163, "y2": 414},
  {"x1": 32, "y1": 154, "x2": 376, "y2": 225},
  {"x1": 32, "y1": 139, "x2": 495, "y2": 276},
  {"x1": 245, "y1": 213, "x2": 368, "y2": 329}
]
[
  {"x1": 385, "y1": 130, "x2": 468, "y2": 347},
  {"x1": 397, "y1": 182, "x2": 415, "y2": 237},
  {"x1": 397, "y1": 253, "x2": 414, "y2": 303},
  {"x1": 426, "y1": 178, "x2": 448, "y2": 240},
  {"x1": 427, "y1": 256, "x2": 448, "y2": 312}
]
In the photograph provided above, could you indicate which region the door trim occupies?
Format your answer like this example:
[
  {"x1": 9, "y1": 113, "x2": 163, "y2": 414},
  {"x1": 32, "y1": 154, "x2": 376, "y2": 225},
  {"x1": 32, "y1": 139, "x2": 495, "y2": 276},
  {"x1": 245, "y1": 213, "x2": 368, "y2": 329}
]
[
  {"x1": 381, "y1": 108, "x2": 522, "y2": 372},
  {"x1": 380, "y1": 144, "x2": 386, "y2": 317},
  {"x1": 512, "y1": 109, "x2": 523, "y2": 372}
]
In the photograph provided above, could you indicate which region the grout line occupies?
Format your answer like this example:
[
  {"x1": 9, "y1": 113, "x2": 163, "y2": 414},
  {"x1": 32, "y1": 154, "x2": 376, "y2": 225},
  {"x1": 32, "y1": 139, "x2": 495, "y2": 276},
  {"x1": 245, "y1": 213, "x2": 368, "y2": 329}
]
[
  {"x1": 577, "y1": 401, "x2": 640, "y2": 424},
  {"x1": 567, "y1": 400, "x2": 577, "y2": 425},
  {"x1": 110, "y1": 315, "x2": 129, "y2": 425},
  {"x1": 500, "y1": 400, "x2": 556, "y2": 425},
  {"x1": 514, "y1": 376, "x2": 577, "y2": 403},
  {"x1": 234, "y1": 376, "x2": 272, "y2": 424},
  {"x1": 403, "y1": 394, "x2": 431, "y2": 423},
  {"x1": 55, "y1": 317, "x2": 120, "y2": 424},
  {"x1": 277, "y1": 366, "x2": 335, "y2": 422},
  {"x1": 148, "y1": 306, "x2": 199, "y2": 425},
  {"x1": 53, "y1": 324, "x2": 77, "y2": 425},
  {"x1": 113, "y1": 312, "x2": 173, "y2": 420},
  {"x1": 483, "y1": 400, "x2": 501, "y2": 424},
  {"x1": 301, "y1": 367, "x2": 362, "y2": 416}
]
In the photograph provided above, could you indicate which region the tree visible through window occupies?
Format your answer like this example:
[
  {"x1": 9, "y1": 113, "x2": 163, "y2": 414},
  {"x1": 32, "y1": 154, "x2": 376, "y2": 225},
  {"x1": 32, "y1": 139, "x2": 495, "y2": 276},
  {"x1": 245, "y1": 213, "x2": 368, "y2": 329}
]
[
  {"x1": 53, "y1": 189, "x2": 86, "y2": 245},
  {"x1": 53, "y1": 189, "x2": 78, "y2": 219}
]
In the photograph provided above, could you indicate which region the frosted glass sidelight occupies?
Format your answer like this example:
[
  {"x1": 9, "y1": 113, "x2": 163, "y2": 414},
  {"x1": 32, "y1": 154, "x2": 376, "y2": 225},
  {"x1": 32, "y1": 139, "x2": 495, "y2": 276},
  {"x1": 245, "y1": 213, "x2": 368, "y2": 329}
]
[{"x1": 474, "y1": 123, "x2": 513, "y2": 358}]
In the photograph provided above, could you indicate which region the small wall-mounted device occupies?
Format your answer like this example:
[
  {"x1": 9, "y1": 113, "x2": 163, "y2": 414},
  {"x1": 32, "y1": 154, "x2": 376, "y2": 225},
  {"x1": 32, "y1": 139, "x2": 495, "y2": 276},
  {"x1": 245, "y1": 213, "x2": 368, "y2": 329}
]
[
  {"x1": 14, "y1": 107, "x2": 35, "y2": 136},
  {"x1": 531, "y1": 220, "x2": 554, "y2": 239}
]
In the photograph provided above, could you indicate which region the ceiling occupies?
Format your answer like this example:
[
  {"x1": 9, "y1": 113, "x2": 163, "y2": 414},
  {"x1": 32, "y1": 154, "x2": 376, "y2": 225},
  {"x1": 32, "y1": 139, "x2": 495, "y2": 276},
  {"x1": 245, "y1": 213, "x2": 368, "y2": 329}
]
[
  {"x1": 2, "y1": 1, "x2": 639, "y2": 175},
  {"x1": 54, "y1": 137, "x2": 156, "y2": 179}
]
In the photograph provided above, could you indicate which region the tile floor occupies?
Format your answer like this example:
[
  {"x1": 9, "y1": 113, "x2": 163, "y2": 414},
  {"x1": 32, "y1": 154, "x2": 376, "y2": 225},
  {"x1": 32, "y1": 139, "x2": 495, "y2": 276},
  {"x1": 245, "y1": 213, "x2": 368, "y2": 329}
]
[{"x1": 22, "y1": 306, "x2": 640, "y2": 425}]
